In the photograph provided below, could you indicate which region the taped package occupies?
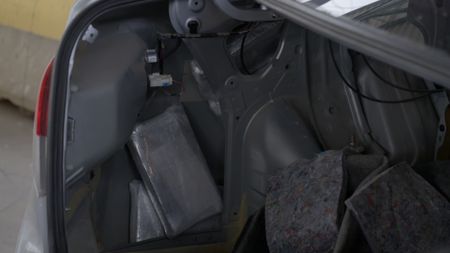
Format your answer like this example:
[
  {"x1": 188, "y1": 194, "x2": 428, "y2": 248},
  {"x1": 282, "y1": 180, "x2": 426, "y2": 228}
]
[{"x1": 129, "y1": 105, "x2": 222, "y2": 238}]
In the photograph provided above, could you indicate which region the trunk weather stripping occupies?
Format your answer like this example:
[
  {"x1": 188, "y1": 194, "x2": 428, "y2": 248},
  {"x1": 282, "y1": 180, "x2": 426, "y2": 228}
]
[{"x1": 47, "y1": 1, "x2": 158, "y2": 252}]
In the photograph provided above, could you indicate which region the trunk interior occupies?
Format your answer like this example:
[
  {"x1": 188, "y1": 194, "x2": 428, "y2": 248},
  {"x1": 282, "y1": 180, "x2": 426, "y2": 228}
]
[{"x1": 59, "y1": 1, "x2": 449, "y2": 252}]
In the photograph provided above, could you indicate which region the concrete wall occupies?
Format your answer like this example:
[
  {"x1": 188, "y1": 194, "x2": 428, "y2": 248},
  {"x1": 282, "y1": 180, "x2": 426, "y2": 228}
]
[
  {"x1": 0, "y1": 0, "x2": 75, "y2": 111},
  {"x1": 0, "y1": 25, "x2": 59, "y2": 111}
]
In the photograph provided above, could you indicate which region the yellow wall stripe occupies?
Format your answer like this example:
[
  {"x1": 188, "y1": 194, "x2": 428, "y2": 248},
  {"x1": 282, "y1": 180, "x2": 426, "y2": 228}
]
[{"x1": 0, "y1": 0, "x2": 76, "y2": 40}]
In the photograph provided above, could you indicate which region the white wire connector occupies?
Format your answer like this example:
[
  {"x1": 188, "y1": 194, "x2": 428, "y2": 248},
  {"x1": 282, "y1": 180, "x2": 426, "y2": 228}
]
[{"x1": 149, "y1": 73, "x2": 173, "y2": 87}]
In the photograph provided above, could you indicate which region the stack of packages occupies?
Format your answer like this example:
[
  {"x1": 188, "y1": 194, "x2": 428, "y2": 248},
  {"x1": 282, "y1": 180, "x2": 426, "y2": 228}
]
[
  {"x1": 128, "y1": 105, "x2": 222, "y2": 242},
  {"x1": 266, "y1": 150, "x2": 450, "y2": 253}
]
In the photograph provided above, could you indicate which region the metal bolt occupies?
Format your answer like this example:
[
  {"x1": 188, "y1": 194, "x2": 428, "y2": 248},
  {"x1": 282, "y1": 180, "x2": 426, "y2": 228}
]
[
  {"x1": 188, "y1": 0, "x2": 204, "y2": 12},
  {"x1": 186, "y1": 18, "x2": 200, "y2": 34}
]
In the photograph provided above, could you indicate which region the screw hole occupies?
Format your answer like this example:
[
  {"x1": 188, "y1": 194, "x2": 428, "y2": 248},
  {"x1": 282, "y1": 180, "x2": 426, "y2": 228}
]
[
  {"x1": 328, "y1": 106, "x2": 335, "y2": 115},
  {"x1": 440, "y1": 124, "x2": 446, "y2": 132},
  {"x1": 285, "y1": 64, "x2": 290, "y2": 70},
  {"x1": 235, "y1": 116, "x2": 240, "y2": 121}
]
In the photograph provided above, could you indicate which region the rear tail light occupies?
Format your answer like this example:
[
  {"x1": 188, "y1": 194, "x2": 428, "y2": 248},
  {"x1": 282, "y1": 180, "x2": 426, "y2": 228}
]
[{"x1": 36, "y1": 59, "x2": 54, "y2": 136}]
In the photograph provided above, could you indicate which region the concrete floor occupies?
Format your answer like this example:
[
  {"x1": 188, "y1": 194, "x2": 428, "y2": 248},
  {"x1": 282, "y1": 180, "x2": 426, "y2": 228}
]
[{"x1": 0, "y1": 100, "x2": 33, "y2": 253}]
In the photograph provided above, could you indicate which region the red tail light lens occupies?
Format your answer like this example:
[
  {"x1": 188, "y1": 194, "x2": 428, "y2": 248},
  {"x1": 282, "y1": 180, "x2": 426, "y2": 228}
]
[{"x1": 36, "y1": 59, "x2": 54, "y2": 136}]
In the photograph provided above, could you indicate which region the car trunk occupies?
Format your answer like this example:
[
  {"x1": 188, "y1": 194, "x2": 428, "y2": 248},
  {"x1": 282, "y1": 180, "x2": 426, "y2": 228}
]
[{"x1": 55, "y1": 1, "x2": 447, "y2": 252}]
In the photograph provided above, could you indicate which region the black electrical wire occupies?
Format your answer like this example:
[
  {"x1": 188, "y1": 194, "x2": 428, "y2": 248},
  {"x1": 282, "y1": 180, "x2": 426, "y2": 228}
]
[
  {"x1": 157, "y1": 20, "x2": 280, "y2": 40},
  {"x1": 157, "y1": 37, "x2": 182, "y2": 74},
  {"x1": 157, "y1": 38, "x2": 164, "y2": 74},
  {"x1": 328, "y1": 42, "x2": 430, "y2": 104},
  {"x1": 354, "y1": 0, "x2": 406, "y2": 20},
  {"x1": 157, "y1": 30, "x2": 250, "y2": 39},
  {"x1": 162, "y1": 37, "x2": 182, "y2": 60},
  {"x1": 379, "y1": 16, "x2": 409, "y2": 29},
  {"x1": 359, "y1": 8, "x2": 407, "y2": 21},
  {"x1": 362, "y1": 55, "x2": 444, "y2": 93}
]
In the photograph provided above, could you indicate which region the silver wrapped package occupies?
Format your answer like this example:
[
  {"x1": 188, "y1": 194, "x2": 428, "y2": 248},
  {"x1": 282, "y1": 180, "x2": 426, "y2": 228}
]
[
  {"x1": 129, "y1": 180, "x2": 164, "y2": 242},
  {"x1": 129, "y1": 105, "x2": 222, "y2": 238}
]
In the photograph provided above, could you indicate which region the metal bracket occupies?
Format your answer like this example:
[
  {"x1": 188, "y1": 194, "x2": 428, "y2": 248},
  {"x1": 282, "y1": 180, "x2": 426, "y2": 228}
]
[{"x1": 181, "y1": 22, "x2": 306, "y2": 222}]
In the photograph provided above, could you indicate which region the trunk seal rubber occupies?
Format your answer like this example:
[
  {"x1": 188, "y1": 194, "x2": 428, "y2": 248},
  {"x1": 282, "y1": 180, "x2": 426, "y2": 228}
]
[{"x1": 47, "y1": 1, "x2": 158, "y2": 252}]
